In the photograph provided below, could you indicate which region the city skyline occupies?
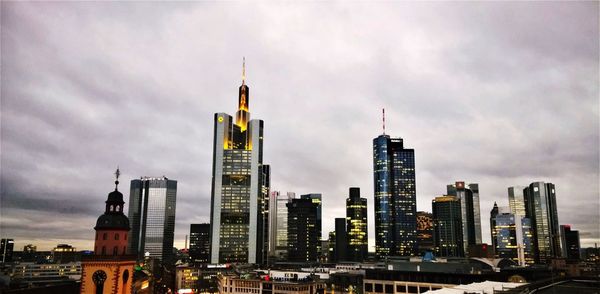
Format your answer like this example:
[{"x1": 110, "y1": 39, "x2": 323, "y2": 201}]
[{"x1": 1, "y1": 2, "x2": 598, "y2": 252}]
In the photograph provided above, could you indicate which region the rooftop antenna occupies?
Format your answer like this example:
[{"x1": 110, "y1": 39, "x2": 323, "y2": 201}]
[
  {"x1": 382, "y1": 108, "x2": 386, "y2": 135},
  {"x1": 242, "y1": 57, "x2": 246, "y2": 85},
  {"x1": 114, "y1": 166, "x2": 120, "y2": 190}
]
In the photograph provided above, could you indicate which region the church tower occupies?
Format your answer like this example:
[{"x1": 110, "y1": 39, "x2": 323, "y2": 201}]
[{"x1": 81, "y1": 169, "x2": 136, "y2": 294}]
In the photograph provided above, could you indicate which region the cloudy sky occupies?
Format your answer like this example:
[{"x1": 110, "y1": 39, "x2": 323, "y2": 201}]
[{"x1": 1, "y1": 2, "x2": 598, "y2": 252}]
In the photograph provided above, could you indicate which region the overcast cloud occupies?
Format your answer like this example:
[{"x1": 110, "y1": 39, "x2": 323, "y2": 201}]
[{"x1": 1, "y1": 2, "x2": 598, "y2": 251}]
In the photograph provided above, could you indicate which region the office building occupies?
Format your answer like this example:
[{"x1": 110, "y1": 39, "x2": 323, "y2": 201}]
[
  {"x1": 432, "y1": 196, "x2": 464, "y2": 257},
  {"x1": 333, "y1": 217, "x2": 348, "y2": 263},
  {"x1": 373, "y1": 132, "x2": 417, "y2": 258},
  {"x1": 189, "y1": 223, "x2": 210, "y2": 263},
  {"x1": 508, "y1": 186, "x2": 527, "y2": 216},
  {"x1": 346, "y1": 187, "x2": 368, "y2": 261},
  {"x1": 209, "y1": 60, "x2": 270, "y2": 264},
  {"x1": 269, "y1": 191, "x2": 295, "y2": 260},
  {"x1": 287, "y1": 198, "x2": 319, "y2": 262},
  {"x1": 128, "y1": 176, "x2": 178, "y2": 262},
  {"x1": 490, "y1": 203, "x2": 534, "y2": 265},
  {"x1": 523, "y1": 182, "x2": 560, "y2": 263},
  {"x1": 560, "y1": 225, "x2": 580, "y2": 260},
  {"x1": 416, "y1": 211, "x2": 434, "y2": 254},
  {"x1": 81, "y1": 169, "x2": 135, "y2": 294},
  {"x1": 447, "y1": 182, "x2": 482, "y2": 254},
  {"x1": 1, "y1": 239, "x2": 14, "y2": 263},
  {"x1": 52, "y1": 244, "x2": 79, "y2": 263},
  {"x1": 301, "y1": 193, "x2": 322, "y2": 256}
]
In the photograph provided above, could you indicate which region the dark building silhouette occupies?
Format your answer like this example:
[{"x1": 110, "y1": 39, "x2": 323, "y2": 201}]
[
  {"x1": 128, "y1": 177, "x2": 177, "y2": 263},
  {"x1": 209, "y1": 60, "x2": 270, "y2": 264},
  {"x1": 190, "y1": 224, "x2": 210, "y2": 263},
  {"x1": 416, "y1": 211, "x2": 434, "y2": 254},
  {"x1": 373, "y1": 131, "x2": 417, "y2": 258},
  {"x1": 1, "y1": 239, "x2": 14, "y2": 263},
  {"x1": 346, "y1": 188, "x2": 368, "y2": 262},
  {"x1": 560, "y1": 225, "x2": 580, "y2": 260},
  {"x1": 432, "y1": 196, "x2": 464, "y2": 257},
  {"x1": 287, "y1": 198, "x2": 319, "y2": 262},
  {"x1": 301, "y1": 194, "x2": 322, "y2": 258},
  {"x1": 524, "y1": 182, "x2": 560, "y2": 263},
  {"x1": 332, "y1": 217, "x2": 348, "y2": 263}
]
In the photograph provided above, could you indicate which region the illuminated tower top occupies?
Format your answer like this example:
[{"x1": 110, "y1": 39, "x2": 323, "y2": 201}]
[{"x1": 236, "y1": 57, "x2": 250, "y2": 130}]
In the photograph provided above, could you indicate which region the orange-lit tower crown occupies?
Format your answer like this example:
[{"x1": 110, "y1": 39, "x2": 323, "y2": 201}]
[{"x1": 236, "y1": 57, "x2": 250, "y2": 131}]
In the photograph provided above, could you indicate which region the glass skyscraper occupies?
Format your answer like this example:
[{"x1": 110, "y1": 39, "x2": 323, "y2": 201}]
[
  {"x1": 508, "y1": 186, "x2": 527, "y2": 217},
  {"x1": 490, "y1": 203, "x2": 534, "y2": 266},
  {"x1": 209, "y1": 62, "x2": 270, "y2": 264},
  {"x1": 287, "y1": 198, "x2": 319, "y2": 262},
  {"x1": 416, "y1": 211, "x2": 434, "y2": 254},
  {"x1": 432, "y1": 196, "x2": 464, "y2": 257},
  {"x1": 268, "y1": 191, "x2": 295, "y2": 260},
  {"x1": 373, "y1": 134, "x2": 417, "y2": 258},
  {"x1": 523, "y1": 182, "x2": 560, "y2": 263},
  {"x1": 127, "y1": 177, "x2": 177, "y2": 263},
  {"x1": 447, "y1": 182, "x2": 482, "y2": 254},
  {"x1": 189, "y1": 223, "x2": 210, "y2": 264},
  {"x1": 346, "y1": 187, "x2": 368, "y2": 262}
]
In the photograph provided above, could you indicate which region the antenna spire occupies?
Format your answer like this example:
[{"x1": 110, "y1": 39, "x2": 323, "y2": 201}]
[
  {"x1": 114, "y1": 166, "x2": 120, "y2": 190},
  {"x1": 242, "y1": 57, "x2": 246, "y2": 85},
  {"x1": 382, "y1": 108, "x2": 386, "y2": 135}
]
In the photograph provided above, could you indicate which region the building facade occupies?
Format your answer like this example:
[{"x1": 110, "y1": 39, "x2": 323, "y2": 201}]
[
  {"x1": 432, "y1": 196, "x2": 464, "y2": 257},
  {"x1": 209, "y1": 62, "x2": 270, "y2": 264},
  {"x1": 301, "y1": 194, "x2": 323, "y2": 257},
  {"x1": 373, "y1": 134, "x2": 417, "y2": 258},
  {"x1": 416, "y1": 211, "x2": 434, "y2": 254},
  {"x1": 128, "y1": 176, "x2": 177, "y2": 262},
  {"x1": 346, "y1": 187, "x2": 368, "y2": 262},
  {"x1": 80, "y1": 170, "x2": 135, "y2": 294},
  {"x1": 508, "y1": 186, "x2": 527, "y2": 217},
  {"x1": 189, "y1": 223, "x2": 210, "y2": 263},
  {"x1": 287, "y1": 198, "x2": 319, "y2": 262},
  {"x1": 447, "y1": 182, "x2": 482, "y2": 254},
  {"x1": 1, "y1": 239, "x2": 14, "y2": 263},
  {"x1": 268, "y1": 191, "x2": 296, "y2": 261},
  {"x1": 333, "y1": 217, "x2": 348, "y2": 263},
  {"x1": 490, "y1": 204, "x2": 534, "y2": 266},
  {"x1": 560, "y1": 225, "x2": 580, "y2": 260},
  {"x1": 523, "y1": 182, "x2": 560, "y2": 263}
]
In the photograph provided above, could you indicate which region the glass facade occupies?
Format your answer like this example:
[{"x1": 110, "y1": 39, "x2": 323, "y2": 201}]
[
  {"x1": 189, "y1": 223, "x2": 210, "y2": 263},
  {"x1": 432, "y1": 196, "x2": 464, "y2": 257},
  {"x1": 268, "y1": 191, "x2": 295, "y2": 260},
  {"x1": 346, "y1": 188, "x2": 368, "y2": 262},
  {"x1": 490, "y1": 208, "x2": 534, "y2": 266},
  {"x1": 373, "y1": 135, "x2": 417, "y2": 258},
  {"x1": 508, "y1": 186, "x2": 527, "y2": 217},
  {"x1": 446, "y1": 182, "x2": 482, "y2": 255},
  {"x1": 416, "y1": 211, "x2": 434, "y2": 254},
  {"x1": 287, "y1": 198, "x2": 319, "y2": 262},
  {"x1": 127, "y1": 177, "x2": 177, "y2": 263},
  {"x1": 524, "y1": 182, "x2": 560, "y2": 263},
  {"x1": 209, "y1": 74, "x2": 269, "y2": 264},
  {"x1": 560, "y1": 225, "x2": 580, "y2": 260}
]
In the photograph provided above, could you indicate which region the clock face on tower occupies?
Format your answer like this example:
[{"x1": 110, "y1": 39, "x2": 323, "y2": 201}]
[{"x1": 92, "y1": 270, "x2": 107, "y2": 285}]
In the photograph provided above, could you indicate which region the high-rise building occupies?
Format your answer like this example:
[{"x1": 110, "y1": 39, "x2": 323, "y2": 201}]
[
  {"x1": 416, "y1": 211, "x2": 434, "y2": 254},
  {"x1": 432, "y1": 196, "x2": 464, "y2": 257},
  {"x1": 81, "y1": 169, "x2": 135, "y2": 294},
  {"x1": 333, "y1": 217, "x2": 348, "y2": 263},
  {"x1": 508, "y1": 186, "x2": 527, "y2": 216},
  {"x1": 346, "y1": 188, "x2": 368, "y2": 262},
  {"x1": 128, "y1": 176, "x2": 178, "y2": 262},
  {"x1": 560, "y1": 225, "x2": 580, "y2": 260},
  {"x1": 209, "y1": 61, "x2": 270, "y2": 264},
  {"x1": 373, "y1": 132, "x2": 417, "y2": 258},
  {"x1": 447, "y1": 182, "x2": 482, "y2": 254},
  {"x1": 190, "y1": 224, "x2": 210, "y2": 264},
  {"x1": 523, "y1": 182, "x2": 560, "y2": 263},
  {"x1": 268, "y1": 191, "x2": 295, "y2": 260},
  {"x1": 287, "y1": 198, "x2": 319, "y2": 262},
  {"x1": 301, "y1": 193, "x2": 322, "y2": 256},
  {"x1": 1, "y1": 239, "x2": 14, "y2": 263},
  {"x1": 490, "y1": 203, "x2": 534, "y2": 266}
]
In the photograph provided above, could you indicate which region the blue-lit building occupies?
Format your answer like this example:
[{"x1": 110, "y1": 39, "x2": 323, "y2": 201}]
[
  {"x1": 373, "y1": 134, "x2": 417, "y2": 258},
  {"x1": 490, "y1": 203, "x2": 534, "y2": 265}
]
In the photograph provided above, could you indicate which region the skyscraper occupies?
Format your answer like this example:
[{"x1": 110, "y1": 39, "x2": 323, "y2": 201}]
[
  {"x1": 523, "y1": 182, "x2": 560, "y2": 263},
  {"x1": 128, "y1": 176, "x2": 177, "y2": 262},
  {"x1": 301, "y1": 194, "x2": 322, "y2": 252},
  {"x1": 508, "y1": 186, "x2": 527, "y2": 217},
  {"x1": 373, "y1": 131, "x2": 417, "y2": 258},
  {"x1": 490, "y1": 204, "x2": 534, "y2": 266},
  {"x1": 346, "y1": 187, "x2": 368, "y2": 262},
  {"x1": 268, "y1": 191, "x2": 295, "y2": 260},
  {"x1": 189, "y1": 224, "x2": 210, "y2": 264},
  {"x1": 447, "y1": 182, "x2": 482, "y2": 254},
  {"x1": 560, "y1": 225, "x2": 580, "y2": 260},
  {"x1": 333, "y1": 217, "x2": 348, "y2": 263},
  {"x1": 416, "y1": 211, "x2": 434, "y2": 254},
  {"x1": 432, "y1": 196, "x2": 464, "y2": 257},
  {"x1": 209, "y1": 61, "x2": 270, "y2": 264},
  {"x1": 1, "y1": 239, "x2": 14, "y2": 263},
  {"x1": 287, "y1": 198, "x2": 319, "y2": 262}
]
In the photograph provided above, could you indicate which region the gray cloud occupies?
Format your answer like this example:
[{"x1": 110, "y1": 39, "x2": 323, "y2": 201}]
[{"x1": 1, "y1": 2, "x2": 598, "y2": 252}]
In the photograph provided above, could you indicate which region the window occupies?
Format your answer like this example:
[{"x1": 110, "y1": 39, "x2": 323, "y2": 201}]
[
  {"x1": 113, "y1": 246, "x2": 118, "y2": 255},
  {"x1": 375, "y1": 284, "x2": 383, "y2": 293},
  {"x1": 101, "y1": 246, "x2": 106, "y2": 255},
  {"x1": 115, "y1": 234, "x2": 119, "y2": 240},
  {"x1": 103, "y1": 233, "x2": 107, "y2": 240}
]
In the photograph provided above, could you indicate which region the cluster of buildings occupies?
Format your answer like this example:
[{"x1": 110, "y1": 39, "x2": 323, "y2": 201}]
[{"x1": 0, "y1": 62, "x2": 598, "y2": 294}]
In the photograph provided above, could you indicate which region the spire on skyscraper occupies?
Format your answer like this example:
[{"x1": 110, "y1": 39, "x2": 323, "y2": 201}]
[{"x1": 242, "y1": 57, "x2": 246, "y2": 85}]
